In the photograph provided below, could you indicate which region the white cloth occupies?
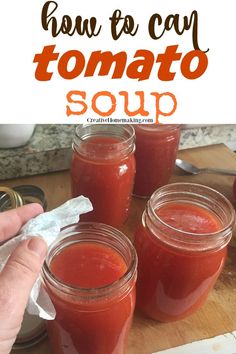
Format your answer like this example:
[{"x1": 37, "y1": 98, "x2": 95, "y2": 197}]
[{"x1": 0, "y1": 196, "x2": 93, "y2": 320}]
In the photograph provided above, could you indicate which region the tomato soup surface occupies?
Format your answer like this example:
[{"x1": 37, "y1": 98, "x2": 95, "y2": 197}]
[
  {"x1": 135, "y1": 201, "x2": 226, "y2": 322},
  {"x1": 50, "y1": 242, "x2": 127, "y2": 288},
  {"x1": 156, "y1": 202, "x2": 222, "y2": 234},
  {"x1": 71, "y1": 135, "x2": 135, "y2": 227}
]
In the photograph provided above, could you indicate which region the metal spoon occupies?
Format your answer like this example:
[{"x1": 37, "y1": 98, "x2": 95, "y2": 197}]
[{"x1": 176, "y1": 159, "x2": 236, "y2": 176}]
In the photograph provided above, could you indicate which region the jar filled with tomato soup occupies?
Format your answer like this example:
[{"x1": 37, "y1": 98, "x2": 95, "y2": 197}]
[
  {"x1": 42, "y1": 222, "x2": 137, "y2": 354},
  {"x1": 71, "y1": 125, "x2": 135, "y2": 227},
  {"x1": 133, "y1": 124, "x2": 180, "y2": 198},
  {"x1": 134, "y1": 183, "x2": 235, "y2": 322}
]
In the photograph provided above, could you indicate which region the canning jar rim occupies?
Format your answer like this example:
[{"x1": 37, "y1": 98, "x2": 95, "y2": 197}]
[
  {"x1": 146, "y1": 182, "x2": 235, "y2": 242},
  {"x1": 72, "y1": 124, "x2": 136, "y2": 160},
  {"x1": 73, "y1": 124, "x2": 135, "y2": 146},
  {"x1": 134, "y1": 124, "x2": 181, "y2": 133},
  {"x1": 42, "y1": 222, "x2": 137, "y2": 298}
]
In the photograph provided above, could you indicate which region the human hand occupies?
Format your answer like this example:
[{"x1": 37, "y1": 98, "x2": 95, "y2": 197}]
[{"x1": 0, "y1": 204, "x2": 47, "y2": 354}]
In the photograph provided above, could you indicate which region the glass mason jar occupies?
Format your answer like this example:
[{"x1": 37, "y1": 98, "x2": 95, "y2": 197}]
[
  {"x1": 71, "y1": 125, "x2": 136, "y2": 227},
  {"x1": 133, "y1": 124, "x2": 180, "y2": 198},
  {"x1": 134, "y1": 183, "x2": 235, "y2": 322},
  {"x1": 42, "y1": 222, "x2": 137, "y2": 354}
]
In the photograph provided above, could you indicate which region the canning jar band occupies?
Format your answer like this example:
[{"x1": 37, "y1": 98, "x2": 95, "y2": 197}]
[
  {"x1": 0, "y1": 186, "x2": 23, "y2": 209},
  {"x1": 0, "y1": 185, "x2": 47, "y2": 212}
]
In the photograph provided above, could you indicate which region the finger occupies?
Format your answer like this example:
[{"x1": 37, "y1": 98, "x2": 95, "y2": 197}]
[
  {"x1": 0, "y1": 237, "x2": 47, "y2": 339},
  {"x1": 0, "y1": 203, "x2": 43, "y2": 242}
]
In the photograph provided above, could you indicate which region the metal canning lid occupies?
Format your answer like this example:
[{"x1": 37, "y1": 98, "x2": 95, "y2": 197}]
[
  {"x1": 0, "y1": 185, "x2": 48, "y2": 349},
  {"x1": 13, "y1": 312, "x2": 47, "y2": 350},
  {"x1": 13, "y1": 332, "x2": 48, "y2": 350},
  {"x1": 0, "y1": 185, "x2": 47, "y2": 212}
]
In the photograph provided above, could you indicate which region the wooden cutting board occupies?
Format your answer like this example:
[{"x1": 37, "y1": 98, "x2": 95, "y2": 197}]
[{"x1": 7, "y1": 143, "x2": 236, "y2": 354}]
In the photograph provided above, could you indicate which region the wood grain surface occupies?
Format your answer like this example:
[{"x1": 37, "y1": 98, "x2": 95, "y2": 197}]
[{"x1": 5, "y1": 143, "x2": 236, "y2": 354}]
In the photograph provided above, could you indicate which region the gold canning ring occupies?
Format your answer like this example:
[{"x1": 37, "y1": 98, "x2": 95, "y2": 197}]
[{"x1": 0, "y1": 186, "x2": 24, "y2": 209}]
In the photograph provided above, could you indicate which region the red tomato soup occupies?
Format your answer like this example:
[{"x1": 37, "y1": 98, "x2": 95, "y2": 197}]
[
  {"x1": 157, "y1": 202, "x2": 222, "y2": 234},
  {"x1": 134, "y1": 183, "x2": 235, "y2": 322},
  {"x1": 71, "y1": 125, "x2": 135, "y2": 227},
  {"x1": 133, "y1": 124, "x2": 180, "y2": 197},
  {"x1": 42, "y1": 223, "x2": 137, "y2": 354}
]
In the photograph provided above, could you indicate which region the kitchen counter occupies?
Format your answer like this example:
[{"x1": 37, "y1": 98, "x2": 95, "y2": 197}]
[{"x1": 0, "y1": 124, "x2": 236, "y2": 180}]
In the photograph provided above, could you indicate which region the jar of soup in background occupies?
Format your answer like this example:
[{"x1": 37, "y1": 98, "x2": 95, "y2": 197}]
[
  {"x1": 42, "y1": 222, "x2": 137, "y2": 354},
  {"x1": 134, "y1": 183, "x2": 235, "y2": 322},
  {"x1": 133, "y1": 125, "x2": 180, "y2": 198},
  {"x1": 71, "y1": 125, "x2": 135, "y2": 227}
]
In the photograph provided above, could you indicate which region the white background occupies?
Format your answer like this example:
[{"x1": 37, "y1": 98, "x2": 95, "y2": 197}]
[{"x1": 0, "y1": 0, "x2": 235, "y2": 124}]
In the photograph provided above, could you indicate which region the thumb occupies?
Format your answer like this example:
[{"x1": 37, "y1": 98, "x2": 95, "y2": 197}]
[{"x1": 0, "y1": 237, "x2": 47, "y2": 352}]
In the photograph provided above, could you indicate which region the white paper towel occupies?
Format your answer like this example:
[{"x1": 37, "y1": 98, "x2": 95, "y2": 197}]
[{"x1": 0, "y1": 196, "x2": 93, "y2": 320}]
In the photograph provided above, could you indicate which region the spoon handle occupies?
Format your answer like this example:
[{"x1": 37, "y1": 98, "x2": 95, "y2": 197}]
[{"x1": 201, "y1": 168, "x2": 236, "y2": 176}]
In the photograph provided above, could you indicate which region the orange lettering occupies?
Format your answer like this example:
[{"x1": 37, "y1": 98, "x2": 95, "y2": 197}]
[
  {"x1": 151, "y1": 92, "x2": 177, "y2": 123},
  {"x1": 126, "y1": 50, "x2": 154, "y2": 81},
  {"x1": 33, "y1": 45, "x2": 59, "y2": 81},
  {"x1": 156, "y1": 45, "x2": 182, "y2": 81},
  {"x1": 119, "y1": 91, "x2": 149, "y2": 116},
  {"x1": 58, "y1": 50, "x2": 85, "y2": 79},
  {"x1": 181, "y1": 50, "x2": 208, "y2": 79},
  {"x1": 66, "y1": 90, "x2": 87, "y2": 116},
  {"x1": 91, "y1": 91, "x2": 116, "y2": 116},
  {"x1": 85, "y1": 51, "x2": 127, "y2": 78}
]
